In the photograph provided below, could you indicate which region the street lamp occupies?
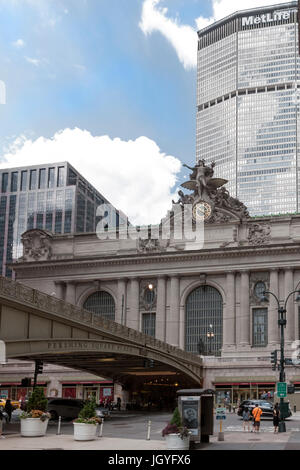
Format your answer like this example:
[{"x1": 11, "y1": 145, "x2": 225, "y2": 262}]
[
  {"x1": 261, "y1": 288, "x2": 300, "y2": 432},
  {"x1": 207, "y1": 324, "x2": 215, "y2": 355}
]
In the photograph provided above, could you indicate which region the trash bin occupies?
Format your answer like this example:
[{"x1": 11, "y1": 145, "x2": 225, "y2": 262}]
[{"x1": 177, "y1": 388, "x2": 215, "y2": 444}]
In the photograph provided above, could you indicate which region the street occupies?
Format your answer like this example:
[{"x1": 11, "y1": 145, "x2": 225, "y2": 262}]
[{"x1": 5, "y1": 408, "x2": 300, "y2": 439}]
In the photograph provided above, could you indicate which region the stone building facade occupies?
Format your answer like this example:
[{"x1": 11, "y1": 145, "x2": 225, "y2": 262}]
[{"x1": 5, "y1": 161, "x2": 300, "y2": 406}]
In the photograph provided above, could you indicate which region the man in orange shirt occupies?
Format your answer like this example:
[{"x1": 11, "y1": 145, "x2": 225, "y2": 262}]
[{"x1": 252, "y1": 404, "x2": 263, "y2": 433}]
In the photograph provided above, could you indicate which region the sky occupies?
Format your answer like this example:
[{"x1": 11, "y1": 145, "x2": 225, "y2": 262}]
[{"x1": 0, "y1": 0, "x2": 286, "y2": 225}]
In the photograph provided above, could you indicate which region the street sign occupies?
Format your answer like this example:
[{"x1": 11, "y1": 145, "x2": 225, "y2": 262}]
[
  {"x1": 216, "y1": 407, "x2": 226, "y2": 420},
  {"x1": 277, "y1": 382, "x2": 287, "y2": 398}
]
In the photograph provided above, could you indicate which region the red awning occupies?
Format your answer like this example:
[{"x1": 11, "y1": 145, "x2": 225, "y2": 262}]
[
  {"x1": 61, "y1": 381, "x2": 113, "y2": 385},
  {"x1": 215, "y1": 382, "x2": 275, "y2": 386}
]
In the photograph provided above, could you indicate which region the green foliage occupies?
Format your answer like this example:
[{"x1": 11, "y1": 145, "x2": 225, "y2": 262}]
[
  {"x1": 26, "y1": 387, "x2": 47, "y2": 412},
  {"x1": 78, "y1": 398, "x2": 97, "y2": 420},
  {"x1": 170, "y1": 407, "x2": 182, "y2": 428}
]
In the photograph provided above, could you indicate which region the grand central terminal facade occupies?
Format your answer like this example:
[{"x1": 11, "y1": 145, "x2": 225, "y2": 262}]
[{"x1": 3, "y1": 161, "x2": 300, "y2": 407}]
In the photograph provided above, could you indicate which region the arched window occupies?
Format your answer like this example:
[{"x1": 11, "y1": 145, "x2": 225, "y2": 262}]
[
  {"x1": 83, "y1": 291, "x2": 115, "y2": 321},
  {"x1": 185, "y1": 285, "x2": 223, "y2": 356}
]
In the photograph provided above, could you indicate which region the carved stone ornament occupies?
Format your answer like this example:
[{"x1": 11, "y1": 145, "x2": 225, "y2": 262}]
[
  {"x1": 249, "y1": 272, "x2": 270, "y2": 305},
  {"x1": 21, "y1": 229, "x2": 53, "y2": 261},
  {"x1": 137, "y1": 238, "x2": 169, "y2": 253},
  {"x1": 173, "y1": 160, "x2": 250, "y2": 224},
  {"x1": 139, "y1": 279, "x2": 157, "y2": 310},
  {"x1": 247, "y1": 223, "x2": 271, "y2": 246}
]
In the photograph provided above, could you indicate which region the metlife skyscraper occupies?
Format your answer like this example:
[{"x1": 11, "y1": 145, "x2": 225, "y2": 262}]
[{"x1": 197, "y1": 2, "x2": 300, "y2": 215}]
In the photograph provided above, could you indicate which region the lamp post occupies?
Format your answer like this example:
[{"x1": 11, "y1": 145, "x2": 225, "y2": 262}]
[
  {"x1": 207, "y1": 324, "x2": 215, "y2": 355},
  {"x1": 262, "y1": 288, "x2": 300, "y2": 432}
]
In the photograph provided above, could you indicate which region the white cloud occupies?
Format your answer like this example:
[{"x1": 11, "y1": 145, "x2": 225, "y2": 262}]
[
  {"x1": 139, "y1": 0, "x2": 197, "y2": 69},
  {"x1": 0, "y1": 128, "x2": 182, "y2": 225},
  {"x1": 25, "y1": 56, "x2": 41, "y2": 67},
  {"x1": 12, "y1": 39, "x2": 25, "y2": 48},
  {"x1": 140, "y1": 0, "x2": 285, "y2": 69}
]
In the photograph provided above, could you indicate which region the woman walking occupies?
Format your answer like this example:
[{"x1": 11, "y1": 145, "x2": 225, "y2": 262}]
[
  {"x1": 273, "y1": 403, "x2": 280, "y2": 433},
  {"x1": 242, "y1": 407, "x2": 251, "y2": 432}
]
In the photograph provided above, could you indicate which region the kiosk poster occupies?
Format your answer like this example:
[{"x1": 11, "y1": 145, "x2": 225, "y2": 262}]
[{"x1": 182, "y1": 399, "x2": 199, "y2": 435}]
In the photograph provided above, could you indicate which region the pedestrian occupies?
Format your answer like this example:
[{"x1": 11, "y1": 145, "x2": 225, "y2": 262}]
[
  {"x1": 252, "y1": 404, "x2": 263, "y2": 433},
  {"x1": 4, "y1": 399, "x2": 13, "y2": 423},
  {"x1": 117, "y1": 397, "x2": 121, "y2": 411},
  {"x1": 242, "y1": 407, "x2": 251, "y2": 432},
  {"x1": 0, "y1": 409, "x2": 5, "y2": 439},
  {"x1": 273, "y1": 403, "x2": 280, "y2": 433}
]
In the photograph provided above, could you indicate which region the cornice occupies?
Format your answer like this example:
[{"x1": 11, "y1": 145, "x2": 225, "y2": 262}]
[{"x1": 13, "y1": 242, "x2": 300, "y2": 275}]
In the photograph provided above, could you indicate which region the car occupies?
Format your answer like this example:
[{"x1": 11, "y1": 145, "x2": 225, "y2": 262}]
[
  {"x1": 237, "y1": 400, "x2": 275, "y2": 418},
  {"x1": 47, "y1": 398, "x2": 85, "y2": 421},
  {"x1": 95, "y1": 406, "x2": 111, "y2": 419},
  {"x1": 0, "y1": 398, "x2": 20, "y2": 410}
]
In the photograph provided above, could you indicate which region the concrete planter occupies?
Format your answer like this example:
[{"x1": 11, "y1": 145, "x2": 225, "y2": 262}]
[
  {"x1": 165, "y1": 433, "x2": 190, "y2": 450},
  {"x1": 73, "y1": 422, "x2": 98, "y2": 441},
  {"x1": 21, "y1": 418, "x2": 49, "y2": 437}
]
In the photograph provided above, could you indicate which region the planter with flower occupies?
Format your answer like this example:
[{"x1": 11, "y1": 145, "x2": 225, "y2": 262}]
[
  {"x1": 73, "y1": 398, "x2": 102, "y2": 441},
  {"x1": 20, "y1": 387, "x2": 50, "y2": 437},
  {"x1": 162, "y1": 407, "x2": 191, "y2": 450}
]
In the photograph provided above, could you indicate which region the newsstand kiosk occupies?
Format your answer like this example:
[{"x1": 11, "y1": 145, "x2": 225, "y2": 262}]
[{"x1": 177, "y1": 389, "x2": 215, "y2": 446}]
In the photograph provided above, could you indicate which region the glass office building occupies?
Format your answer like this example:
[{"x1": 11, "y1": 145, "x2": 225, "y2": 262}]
[
  {"x1": 197, "y1": 2, "x2": 300, "y2": 215},
  {"x1": 0, "y1": 162, "x2": 125, "y2": 277}
]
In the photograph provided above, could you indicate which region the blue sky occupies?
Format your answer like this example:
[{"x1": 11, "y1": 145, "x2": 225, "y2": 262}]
[{"x1": 0, "y1": 0, "x2": 282, "y2": 224}]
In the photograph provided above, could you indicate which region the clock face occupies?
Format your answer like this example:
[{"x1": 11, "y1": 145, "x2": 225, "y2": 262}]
[
  {"x1": 254, "y1": 281, "x2": 266, "y2": 300},
  {"x1": 192, "y1": 202, "x2": 212, "y2": 221}
]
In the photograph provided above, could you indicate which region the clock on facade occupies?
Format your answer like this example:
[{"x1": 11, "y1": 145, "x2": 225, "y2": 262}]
[{"x1": 192, "y1": 202, "x2": 212, "y2": 221}]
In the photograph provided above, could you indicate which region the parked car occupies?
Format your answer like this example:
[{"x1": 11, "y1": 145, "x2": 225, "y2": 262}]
[
  {"x1": 95, "y1": 406, "x2": 111, "y2": 419},
  {"x1": 47, "y1": 398, "x2": 85, "y2": 421},
  {"x1": 238, "y1": 400, "x2": 274, "y2": 418}
]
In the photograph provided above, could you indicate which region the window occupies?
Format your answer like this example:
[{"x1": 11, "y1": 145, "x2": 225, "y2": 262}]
[
  {"x1": 48, "y1": 168, "x2": 55, "y2": 189},
  {"x1": 185, "y1": 285, "x2": 223, "y2": 356},
  {"x1": 29, "y1": 170, "x2": 37, "y2": 190},
  {"x1": 142, "y1": 313, "x2": 156, "y2": 337},
  {"x1": 10, "y1": 172, "x2": 18, "y2": 192},
  {"x1": 83, "y1": 291, "x2": 115, "y2": 321},
  {"x1": 39, "y1": 169, "x2": 46, "y2": 189},
  {"x1": 20, "y1": 171, "x2": 27, "y2": 191},
  {"x1": 1, "y1": 173, "x2": 8, "y2": 193},
  {"x1": 57, "y1": 166, "x2": 65, "y2": 187},
  {"x1": 253, "y1": 308, "x2": 268, "y2": 347}
]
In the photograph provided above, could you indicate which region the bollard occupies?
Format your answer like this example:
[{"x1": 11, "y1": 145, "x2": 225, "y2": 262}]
[
  {"x1": 56, "y1": 416, "x2": 61, "y2": 435},
  {"x1": 146, "y1": 420, "x2": 151, "y2": 440},
  {"x1": 294, "y1": 405, "x2": 297, "y2": 413},
  {"x1": 99, "y1": 420, "x2": 104, "y2": 437}
]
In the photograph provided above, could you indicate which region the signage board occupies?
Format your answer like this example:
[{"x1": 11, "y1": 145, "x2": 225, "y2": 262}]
[
  {"x1": 216, "y1": 407, "x2": 226, "y2": 420},
  {"x1": 277, "y1": 382, "x2": 287, "y2": 398},
  {"x1": 242, "y1": 11, "x2": 291, "y2": 27}
]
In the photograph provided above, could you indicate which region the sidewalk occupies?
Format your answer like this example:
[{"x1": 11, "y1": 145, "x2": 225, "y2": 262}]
[{"x1": 1, "y1": 430, "x2": 300, "y2": 451}]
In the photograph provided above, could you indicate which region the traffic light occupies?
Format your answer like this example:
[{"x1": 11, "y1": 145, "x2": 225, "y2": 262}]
[
  {"x1": 35, "y1": 360, "x2": 43, "y2": 375},
  {"x1": 270, "y1": 350, "x2": 278, "y2": 370},
  {"x1": 21, "y1": 378, "x2": 31, "y2": 387}
]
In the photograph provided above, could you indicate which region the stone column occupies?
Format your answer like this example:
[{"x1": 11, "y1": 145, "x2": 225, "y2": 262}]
[
  {"x1": 156, "y1": 276, "x2": 166, "y2": 342},
  {"x1": 167, "y1": 276, "x2": 180, "y2": 347},
  {"x1": 285, "y1": 268, "x2": 294, "y2": 344},
  {"x1": 223, "y1": 272, "x2": 235, "y2": 351},
  {"x1": 239, "y1": 271, "x2": 250, "y2": 348},
  {"x1": 54, "y1": 281, "x2": 64, "y2": 300},
  {"x1": 268, "y1": 269, "x2": 279, "y2": 345},
  {"x1": 65, "y1": 282, "x2": 76, "y2": 305},
  {"x1": 127, "y1": 278, "x2": 139, "y2": 331},
  {"x1": 116, "y1": 278, "x2": 127, "y2": 325}
]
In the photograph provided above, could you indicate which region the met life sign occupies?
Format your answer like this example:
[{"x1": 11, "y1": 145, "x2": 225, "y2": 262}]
[{"x1": 242, "y1": 10, "x2": 291, "y2": 27}]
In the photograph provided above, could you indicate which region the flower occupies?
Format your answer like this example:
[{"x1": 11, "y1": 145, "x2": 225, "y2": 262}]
[{"x1": 20, "y1": 410, "x2": 51, "y2": 421}]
